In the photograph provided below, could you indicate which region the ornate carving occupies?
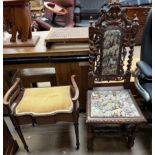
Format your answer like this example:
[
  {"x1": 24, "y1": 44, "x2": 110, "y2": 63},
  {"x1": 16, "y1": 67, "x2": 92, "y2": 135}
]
[
  {"x1": 3, "y1": 1, "x2": 32, "y2": 42},
  {"x1": 88, "y1": 2, "x2": 139, "y2": 85},
  {"x1": 86, "y1": 3, "x2": 144, "y2": 151}
]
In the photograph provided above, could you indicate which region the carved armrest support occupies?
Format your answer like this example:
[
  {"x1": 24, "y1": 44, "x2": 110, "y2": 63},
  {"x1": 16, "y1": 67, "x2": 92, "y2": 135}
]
[
  {"x1": 71, "y1": 75, "x2": 79, "y2": 101},
  {"x1": 3, "y1": 78, "x2": 23, "y2": 112},
  {"x1": 70, "y1": 75, "x2": 79, "y2": 110}
]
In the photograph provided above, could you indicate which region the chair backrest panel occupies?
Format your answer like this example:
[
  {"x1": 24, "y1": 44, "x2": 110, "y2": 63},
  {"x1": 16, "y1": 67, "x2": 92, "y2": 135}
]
[
  {"x1": 95, "y1": 27, "x2": 123, "y2": 76},
  {"x1": 88, "y1": 2, "x2": 139, "y2": 86}
]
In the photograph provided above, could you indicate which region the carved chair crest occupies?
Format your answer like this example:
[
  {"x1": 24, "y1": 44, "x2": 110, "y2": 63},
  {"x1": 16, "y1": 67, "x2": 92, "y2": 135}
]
[{"x1": 88, "y1": 2, "x2": 139, "y2": 87}]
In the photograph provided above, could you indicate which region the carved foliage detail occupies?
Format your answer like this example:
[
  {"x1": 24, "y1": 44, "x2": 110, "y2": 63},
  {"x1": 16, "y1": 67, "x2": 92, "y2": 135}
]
[{"x1": 88, "y1": 2, "x2": 139, "y2": 82}]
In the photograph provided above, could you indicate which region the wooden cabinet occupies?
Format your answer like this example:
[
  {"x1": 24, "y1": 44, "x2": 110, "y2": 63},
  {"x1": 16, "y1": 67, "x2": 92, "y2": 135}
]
[
  {"x1": 126, "y1": 6, "x2": 151, "y2": 44},
  {"x1": 3, "y1": 120, "x2": 19, "y2": 155}
]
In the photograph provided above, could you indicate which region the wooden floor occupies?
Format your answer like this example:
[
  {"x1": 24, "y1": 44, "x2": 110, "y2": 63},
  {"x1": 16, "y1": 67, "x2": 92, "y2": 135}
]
[{"x1": 4, "y1": 113, "x2": 152, "y2": 155}]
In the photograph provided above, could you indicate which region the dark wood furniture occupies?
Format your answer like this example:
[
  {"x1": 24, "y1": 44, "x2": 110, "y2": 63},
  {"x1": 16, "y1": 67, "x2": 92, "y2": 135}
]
[
  {"x1": 3, "y1": 0, "x2": 40, "y2": 47},
  {"x1": 45, "y1": 27, "x2": 88, "y2": 47},
  {"x1": 3, "y1": 31, "x2": 89, "y2": 111},
  {"x1": 86, "y1": 2, "x2": 146, "y2": 150},
  {"x1": 3, "y1": 31, "x2": 141, "y2": 111},
  {"x1": 126, "y1": 6, "x2": 151, "y2": 44},
  {"x1": 20, "y1": 67, "x2": 57, "y2": 87},
  {"x1": 74, "y1": 0, "x2": 151, "y2": 44},
  {"x1": 3, "y1": 119, "x2": 19, "y2": 155},
  {"x1": 3, "y1": 75, "x2": 80, "y2": 152}
]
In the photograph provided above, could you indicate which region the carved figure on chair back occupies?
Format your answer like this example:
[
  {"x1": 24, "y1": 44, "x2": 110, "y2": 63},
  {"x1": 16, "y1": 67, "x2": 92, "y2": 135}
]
[{"x1": 88, "y1": 3, "x2": 139, "y2": 88}]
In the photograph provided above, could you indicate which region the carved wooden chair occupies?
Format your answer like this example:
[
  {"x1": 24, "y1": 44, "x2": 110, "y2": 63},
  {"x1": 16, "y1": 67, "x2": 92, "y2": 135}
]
[
  {"x1": 86, "y1": 2, "x2": 146, "y2": 150},
  {"x1": 4, "y1": 75, "x2": 80, "y2": 152}
]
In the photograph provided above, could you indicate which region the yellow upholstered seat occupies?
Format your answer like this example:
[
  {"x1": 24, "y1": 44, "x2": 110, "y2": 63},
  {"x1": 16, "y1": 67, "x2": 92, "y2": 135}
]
[
  {"x1": 15, "y1": 86, "x2": 73, "y2": 116},
  {"x1": 4, "y1": 76, "x2": 79, "y2": 151}
]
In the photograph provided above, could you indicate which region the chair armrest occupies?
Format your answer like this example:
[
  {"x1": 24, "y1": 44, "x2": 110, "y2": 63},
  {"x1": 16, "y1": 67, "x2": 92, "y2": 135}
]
[
  {"x1": 136, "y1": 61, "x2": 152, "y2": 79},
  {"x1": 71, "y1": 75, "x2": 79, "y2": 101},
  {"x1": 3, "y1": 78, "x2": 23, "y2": 112}
]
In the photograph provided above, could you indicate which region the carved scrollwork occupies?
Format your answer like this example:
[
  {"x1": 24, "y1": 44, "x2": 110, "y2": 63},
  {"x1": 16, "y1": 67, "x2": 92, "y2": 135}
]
[{"x1": 88, "y1": 2, "x2": 139, "y2": 84}]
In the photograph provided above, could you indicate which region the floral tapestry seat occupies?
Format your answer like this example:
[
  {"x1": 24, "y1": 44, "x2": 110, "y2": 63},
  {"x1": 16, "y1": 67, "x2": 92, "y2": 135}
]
[{"x1": 87, "y1": 86, "x2": 144, "y2": 123}]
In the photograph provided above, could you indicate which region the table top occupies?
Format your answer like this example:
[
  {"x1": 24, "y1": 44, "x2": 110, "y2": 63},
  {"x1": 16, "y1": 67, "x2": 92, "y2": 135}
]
[
  {"x1": 3, "y1": 31, "x2": 89, "y2": 59},
  {"x1": 45, "y1": 27, "x2": 88, "y2": 43}
]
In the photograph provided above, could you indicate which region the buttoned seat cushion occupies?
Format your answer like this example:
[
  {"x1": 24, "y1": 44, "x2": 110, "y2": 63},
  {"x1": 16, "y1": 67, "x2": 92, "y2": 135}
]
[{"x1": 15, "y1": 86, "x2": 73, "y2": 116}]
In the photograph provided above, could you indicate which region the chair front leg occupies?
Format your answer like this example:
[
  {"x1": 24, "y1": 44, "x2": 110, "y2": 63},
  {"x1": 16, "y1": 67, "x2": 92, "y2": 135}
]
[
  {"x1": 73, "y1": 109, "x2": 80, "y2": 149},
  {"x1": 10, "y1": 114, "x2": 30, "y2": 152},
  {"x1": 126, "y1": 124, "x2": 136, "y2": 149},
  {"x1": 87, "y1": 124, "x2": 94, "y2": 150}
]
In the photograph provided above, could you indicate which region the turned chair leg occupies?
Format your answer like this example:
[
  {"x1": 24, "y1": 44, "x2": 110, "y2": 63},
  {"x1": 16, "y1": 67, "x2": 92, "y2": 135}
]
[
  {"x1": 10, "y1": 115, "x2": 30, "y2": 152},
  {"x1": 73, "y1": 111, "x2": 80, "y2": 149},
  {"x1": 126, "y1": 124, "x2": 136, "y2": 149},
  {"x1": 74, "y1": 122, "x2": 80, "y2": 149},
  {"x1": 15, "y1": 125, "x2": 30, "y2": 152}
]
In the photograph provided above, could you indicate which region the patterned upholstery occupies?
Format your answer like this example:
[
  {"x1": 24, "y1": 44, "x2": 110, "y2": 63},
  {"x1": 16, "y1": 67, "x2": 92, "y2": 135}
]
[
  {"x1": 89, "y1": 87, "x2": 140, "y2": 117},
  {"x1": 15, "y1": 86, "x2": 73, "y2": 116},
  {"x1": 101, "y1": 30, "x2": 121, "y2": 75}
]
